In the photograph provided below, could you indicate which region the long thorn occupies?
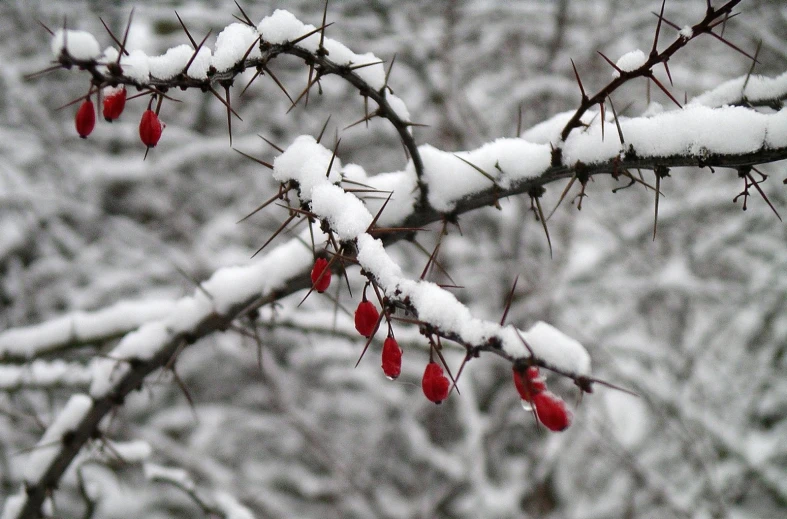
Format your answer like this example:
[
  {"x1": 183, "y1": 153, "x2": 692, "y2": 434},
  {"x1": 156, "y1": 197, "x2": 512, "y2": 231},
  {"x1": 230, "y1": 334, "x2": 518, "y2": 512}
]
[
  {"x1": 237, "y1": 185, "x2": 285, "y2": 223},
  {"x1": 262, "y1": 65, "x2": 294, "y2": 104},
  {"x1": 258, "y1": 134, "x2": 284, "y2": 153},
  {"x1": 175, "y1": 11, "x2": 197, "y2": 49},
  {"x1": 570, "y1": 59, "x2": 587, "y2": 99},
  {"x1": 653, "y1": 174, "x2": 661, "y2": 241},
  {"x1": 252, "y1": 213, "x2": 297, "y2": 257},
  {"x1": 534, "y1": 196, "x2": 553, "y2": 258},
  {"x1": 547, "y1": 175, "x2": 576, "y2": 221},
  {"x1": 500, "y1": 275, "x2": 519, "y2": 326},
  {"x1": 651, "y1": 0, "x2": 666, "y2": 55},
  {"x1": 316, "y1": 114, "x2": 332, "y2": 144},
  {"x1": 233, "y1": 148, "x2": 273, "y2": 170},
  {"x1": 234, "y1": 1, "x2": 255, "y2": 27}
]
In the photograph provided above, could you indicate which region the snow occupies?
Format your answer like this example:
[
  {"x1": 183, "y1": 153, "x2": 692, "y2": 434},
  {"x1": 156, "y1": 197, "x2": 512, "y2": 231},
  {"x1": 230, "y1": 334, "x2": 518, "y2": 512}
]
[
  {"x1": 212, "y1": 23, "x2": 261, "y2": 72},
  {"x1": 522, "y1": 322, "x2": 591, "y2": 375},
  {"x1": 144, "y1": 463, "x2": 195, "y2": 491},
  {"x1": 257, "y1": 9, "x2": 307, "y2": 44},
  {"x1": 0, "y1": 299, "x2": 175, "y2": 361},
  {"x1": 106, "y1": 440, "x2": 153, "y2": 462},
  {"x1": 51, "y1": 30, "x2": 100, "y2": 60},
  {"x1": 187, "y1": 47, "x2": 213, "y2": 80},
  {"x1": 214, "y1": 492, "x2": 256, "y2": 519},
  {"x1": 680, "y1": 25, "x2": 694, "y2": 39},
  {"x1": 120, "y1": 49, "x2": 151, "y2": 83},
  {"x1": 25, "y1": 394, "x2": 93, "y2": 483},
  {"x1": 692, "y1": 71, "x2": 787, "y2": 107},
  {"x1": 358, "y1": 167, "x2": 417, "y2": 227},
  {"x1": 421, "y1": 138, "x2": 551, "y2": 212},
  {"x1": 148, "y1": 44, "x2": 193, "y2": 80},
  {"x1": 257, "y1": 10, "x2": 387, "y2": 91},
  {"x1": 0, "y1": 490, "x2": 27, "y2": 519},
  {"x1": 562, "y1": 105, "x2": 785, "y2": 164},
  {"x1": 352, "y1": 52, "x2": 386, "y2": 90},
  {"x1": 386, "y1": 94, "x2": 411, "y2": 123},
  {"x1": 310, "y1": 184, "x2": 372, "y2": 240},
  {"x1": 0, "y1": 359, "x2": 92, "y2": 391},
  {"x1": 273, "y1": 135, "x2": 343, "y2": 196},
  {"x1": 614, "y1": 49, "x2": 647, "y2": 76},
  {"x1": 355, "y1": 234, "x2": 403, "y2": 287}
]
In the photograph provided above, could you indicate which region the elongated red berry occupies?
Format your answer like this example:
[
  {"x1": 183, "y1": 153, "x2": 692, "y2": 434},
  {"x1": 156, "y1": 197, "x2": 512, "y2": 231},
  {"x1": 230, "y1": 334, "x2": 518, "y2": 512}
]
[
  {"x1": 513, "y1": 366, "x2": 547, "y2": 402},
  {"x1": 139, "y1": 109, "x2": 163, "y2": 147},
  {"x1": 354, "y1": 299, "x2": 379, "y2": 338},
  {"x1": 381, "y1": 336, "x2": 402, "y2": 379},
  {"x1": 532, "y1": 391, "x2": 573, "y2": 432},
  {"x1": 75, "y1": 99, "x2": 95, "y2": 138},
  {"x1": 310, "y1": 258, "x2": 331, "y2": 293},
  {"x1": 422, "y1": 361, "x2": 450, "y2": 404},
  {"x1": 102, "y1": 86, "x2": 126, "y2": 121}
]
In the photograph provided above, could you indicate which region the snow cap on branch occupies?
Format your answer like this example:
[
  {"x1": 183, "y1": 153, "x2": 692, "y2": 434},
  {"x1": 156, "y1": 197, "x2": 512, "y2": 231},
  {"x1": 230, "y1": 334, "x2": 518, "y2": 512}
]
[
  {"x1": 25, "y1": 394, "x2": 93, "y2": 483},
  {"x1": 212, "y1": 23, "x2": 261, "y2": 72},
  {"x1": 51, "y1": 29, "x2": 100, "y2": 60}
]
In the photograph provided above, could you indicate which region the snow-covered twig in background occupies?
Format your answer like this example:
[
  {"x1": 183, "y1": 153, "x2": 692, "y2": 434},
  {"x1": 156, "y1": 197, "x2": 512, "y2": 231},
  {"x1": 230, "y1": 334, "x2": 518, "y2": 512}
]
[{"x1": 0, "y1": 299, "x2": 175, "y2": 363}]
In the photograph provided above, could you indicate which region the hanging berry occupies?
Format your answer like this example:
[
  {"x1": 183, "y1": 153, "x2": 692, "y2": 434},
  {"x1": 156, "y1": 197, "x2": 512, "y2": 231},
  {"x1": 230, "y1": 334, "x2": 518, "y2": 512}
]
[
  {"x1": 381, "y1": 336, "x2": 402, "y2": 380},
  {"x1": 513, "y1": 366, "x2": 546, "y2": 402},
  {"x1": 354, "y1": 295, "x2": 379, "y2": 338},
  {"x1": 139, "y1": 109, "x2": 163, "y2": 148},
  {"x1": 310, "y1": 257, "x2": 331, "y2": 293},
  {"x1": 532, "y1": 391, "x2": 573, "y2": 432},
  {"x1": 75, "y1": 98, "x2": 95, "y2": 138},
  {"x1": 422, "y1": 361, "x2": 450, "y2": 404},
  {"x1": 102, "y1": 86, "x2": 127, "y2": 121}
]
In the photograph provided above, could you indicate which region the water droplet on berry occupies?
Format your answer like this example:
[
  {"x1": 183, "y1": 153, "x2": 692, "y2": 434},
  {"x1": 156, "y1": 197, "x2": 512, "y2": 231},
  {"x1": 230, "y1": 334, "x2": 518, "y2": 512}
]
[{"x1": 520, "y1": 399, "x2": 533, "y2": 412}]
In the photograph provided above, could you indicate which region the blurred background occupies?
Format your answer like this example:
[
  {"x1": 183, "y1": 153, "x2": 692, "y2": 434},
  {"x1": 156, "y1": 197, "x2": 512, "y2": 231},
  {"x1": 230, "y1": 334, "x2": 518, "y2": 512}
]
[{"x1": 1, "y1": 1, "x2": 786, "y2": 517}]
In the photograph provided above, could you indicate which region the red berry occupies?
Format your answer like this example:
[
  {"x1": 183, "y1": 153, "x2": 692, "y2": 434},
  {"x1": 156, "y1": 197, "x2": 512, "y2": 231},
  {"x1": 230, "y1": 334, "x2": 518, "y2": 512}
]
[
  {"x1": 381, "y1": 336, "x2": 402, "y2": 379},
  {"x1": 139, "y1": 109, "x2": 163, "y2": 147},
  {"x1": 422, "y1": 361, "x2": 450, "y2": 404},
  {"x1": 354, "y1": 300, "x2": 379, "y2": 338},
  {"x1": 532, "y1": 391, "x2": 573, "y2": 432},
  {"x1": 513, "y1": 366, "x2": 547, "y2": 401},
  {"x1": 102, "y1": 86, "x2": 127, "y2": 121},
  {"x1": 310, "y1": 258, "x2": 331, "y2": 293},
  {"x1": 75, "y1": 99, "x2": 95, "y2": 138}
]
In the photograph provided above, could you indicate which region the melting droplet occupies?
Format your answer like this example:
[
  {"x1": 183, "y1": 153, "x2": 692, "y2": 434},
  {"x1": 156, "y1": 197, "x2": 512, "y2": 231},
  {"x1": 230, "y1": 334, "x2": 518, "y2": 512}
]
[
  {"x1": 520, "y1": 399, "x2": 533, "y2": 412},
  {"x1": 385, "y1": 375, "x2": 396, "y2": 381}
]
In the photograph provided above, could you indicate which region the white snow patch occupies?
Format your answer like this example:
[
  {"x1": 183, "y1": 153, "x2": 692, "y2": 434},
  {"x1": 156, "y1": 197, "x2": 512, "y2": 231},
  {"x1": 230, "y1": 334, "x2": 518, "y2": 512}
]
[
  {"x1": 273, "y1": 135, "x2": 342, "y2": 197},
  {"x1": 148, "y1": 44, "x2": 193, "y2": 80},
  {"x1": 614, "y1": 49, "x2": 647, "y2": 76},
  {"x1": 680, "y1": 25, "x2": 694, "y2": 39},
  {"x1": 120, "y1": 50, "x2": 151, "y2": 83},
  {"x1": 692, "y1": 71, "x2": 787, "y2": 107},
  {"x1": 212, "y1": 23, "x2": 261, "y2": 72},
  {"x1": 386, "y1": 94, "x2": 411, "y2": 123},
  {"x1": 187, "y1": 47, "x2": 213, "y2": 79},
  {"x1": 310, "y1": 184, "x2": 372, "y2": 240},
  {"x1": 51, "y1": 30, "x2": 100, "y2": 60},
  {"x1": 144, "y1": 463, "x2": 195, "y2": 491},
  {"x1": 258, "y1": 10, "x2": 308, "y2": 44},
  {"x1": 0, "y1": 299, "x2": 175, "y2": 360},
  {"x1": 522, "y1": 321, "x2": 591, "y2": 375},
  {"x1": 1, "y1": 488, "x2": 27, "y2": 519},
  {"x1": 0, "y1": 360, "x2": 92, "y2": 390},
  {"x1": 214, "y1": 492, "x2": 256, "y2": 519},
  {"x1": 356, "y1": 234, "x2": 403, "y2": 287},
  {"x1": 25, "y1": 394, "x2": 93, "y2": 483}
]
